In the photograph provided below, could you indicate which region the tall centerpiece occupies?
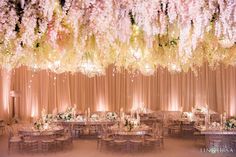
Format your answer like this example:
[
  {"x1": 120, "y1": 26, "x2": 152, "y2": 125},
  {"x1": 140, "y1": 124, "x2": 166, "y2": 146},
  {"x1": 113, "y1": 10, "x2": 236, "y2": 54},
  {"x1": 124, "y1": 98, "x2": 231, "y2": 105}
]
[{"x1": 123, "y1": 114, "x2": 140, "y2": 131}]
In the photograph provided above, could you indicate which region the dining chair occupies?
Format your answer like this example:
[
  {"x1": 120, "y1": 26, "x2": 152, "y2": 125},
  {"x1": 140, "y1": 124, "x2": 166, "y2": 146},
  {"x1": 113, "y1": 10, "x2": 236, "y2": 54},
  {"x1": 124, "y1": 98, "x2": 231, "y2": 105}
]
[
  {"x1": 22, "y1": 137, "x2": 39, "y2": 153},
  {"x1": 181, "y1": 121, "x2": 194, "y2": 137},
  {"x1": 100, "y1": 135, "x2": 113, "y2": 152},
  {"x1": 73, "y1": 124, "x2": 83, "y2": 138},
  {"x1": 56, "y1": 129, "x2": 73, "y2": 151},
  {"x1": 42, "y1": 139, "x2": 56, "y2": 153},
  {"x1": 129, "y1": 138, "x2": 143, "y2": 153},
  {"x1": 7, "y1": 128, "x2": 22, "y2": 154},
  {"x1": 168, "y1": 120, "x2": 181, "y2": 136}
]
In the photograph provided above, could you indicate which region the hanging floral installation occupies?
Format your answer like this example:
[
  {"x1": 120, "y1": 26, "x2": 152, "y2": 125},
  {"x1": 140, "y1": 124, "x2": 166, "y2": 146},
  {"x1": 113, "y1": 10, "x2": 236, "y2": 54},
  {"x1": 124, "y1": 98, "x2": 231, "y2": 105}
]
[{"x1": 0, "y1": 0, "x2": 236, "y2": 76}]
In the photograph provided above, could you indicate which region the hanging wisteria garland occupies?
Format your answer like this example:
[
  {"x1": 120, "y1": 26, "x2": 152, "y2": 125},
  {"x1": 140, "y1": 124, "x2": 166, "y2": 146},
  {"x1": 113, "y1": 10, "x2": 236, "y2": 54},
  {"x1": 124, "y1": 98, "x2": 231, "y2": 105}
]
[{"x1": 0, "y1": 0, "x2": 236, "y2": 76}]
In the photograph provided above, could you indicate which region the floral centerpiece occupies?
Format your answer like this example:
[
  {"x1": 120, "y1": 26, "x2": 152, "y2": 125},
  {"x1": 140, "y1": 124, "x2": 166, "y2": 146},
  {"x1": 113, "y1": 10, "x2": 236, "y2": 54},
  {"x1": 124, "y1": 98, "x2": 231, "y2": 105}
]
[
  {"x1": 123, "y1": 117, "x2": 140, "y2": 131},
  {"x1": 42, "y1": 114, "x2": 54, "y2": 123},
  {"x1": 90, "y1": 113, "x2": 100, "y2": 121},
  {"x1": 225, "y1": 117, "x2": 236, "y2": 130},
  {"x1": 34, "y1": 113, "x2": 55, "y2": 131},
  {"x1": 75, "y1": 115, "x2": 84, "y2": 122},
  {"x1": 182, "y1": 112, "x2": 194, "y2": 122},
  {"x1": 208, "y1": 122, "x2": 221, "y2": 130},
  {"x1": 33, "y1": 119, "x2": 45, "y2": 130},
  {"x1": 106, "y1": 112, "x2": 118, "y2": 121},
  {"x1": 56, "y1": 107, "x2": 75, "y2": 121}
]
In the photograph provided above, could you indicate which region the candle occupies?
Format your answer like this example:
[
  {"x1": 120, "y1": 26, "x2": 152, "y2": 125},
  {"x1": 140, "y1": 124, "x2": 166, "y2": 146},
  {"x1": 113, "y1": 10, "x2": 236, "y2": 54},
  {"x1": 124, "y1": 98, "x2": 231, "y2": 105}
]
[
  {"x1": 137, "y1": 111, "x2": 140, "y2": 124},
  {"x1": 120, "y1": 108, "x2": 123, "y2": 117},
  {"x1": 72, "y1": 106, "x2": 76, "y2": 118},
  {"x1": 223, "y1": 111, "x2": 227, "y2": 118},
  {"x1": 220, "y1": 114, "x2": 223, "y2": 125},
  {"x1": 85, "y1": 110, "x2": 88, "y2": 120},
  {"x1": 223, "y1": 111, "x2": 227, "y2": 124},
  {"x1": 88, "y1": 107, "x2": 90, "y2": 118},
  {"x1": 52, "y1": 107, "x2": 57, "y2": 115},
  {"x1": 41, "y1": 108, "x2": 46, "y2": 120}
]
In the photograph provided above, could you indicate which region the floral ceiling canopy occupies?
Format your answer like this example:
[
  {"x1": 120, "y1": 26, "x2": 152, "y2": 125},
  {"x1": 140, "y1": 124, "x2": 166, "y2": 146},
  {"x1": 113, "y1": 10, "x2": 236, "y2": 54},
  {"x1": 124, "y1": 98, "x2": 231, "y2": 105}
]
[{"x1": 0, "y1": 0, "x2": 236, "y2": 76}]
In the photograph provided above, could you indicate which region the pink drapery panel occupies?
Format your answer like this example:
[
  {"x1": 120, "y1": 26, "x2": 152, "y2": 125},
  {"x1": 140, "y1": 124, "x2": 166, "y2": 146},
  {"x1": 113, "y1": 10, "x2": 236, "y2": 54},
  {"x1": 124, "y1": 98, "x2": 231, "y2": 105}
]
[
  {"x1": 1, "y1": 64, "x2": 236, "y2": 120},
  {"x1": 0, "y1": 69, "x2": 11, "y2": 120}
]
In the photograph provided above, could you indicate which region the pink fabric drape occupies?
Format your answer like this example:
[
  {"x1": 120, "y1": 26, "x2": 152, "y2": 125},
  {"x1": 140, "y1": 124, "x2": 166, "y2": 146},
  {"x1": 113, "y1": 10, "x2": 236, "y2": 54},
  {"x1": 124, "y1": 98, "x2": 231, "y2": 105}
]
[
  {"x1": 1, "y1": 64, "x2": 236, "y2": 121},
  {"x1": 0, "y1": 69, "x2": 11, "y2": 120}
]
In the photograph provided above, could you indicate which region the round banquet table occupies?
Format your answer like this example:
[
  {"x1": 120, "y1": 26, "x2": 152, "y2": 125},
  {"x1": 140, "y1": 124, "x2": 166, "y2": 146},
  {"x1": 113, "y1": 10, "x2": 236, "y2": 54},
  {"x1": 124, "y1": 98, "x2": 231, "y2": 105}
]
[
  {"x1": 18, "y1": 126, "x2": 64, "y2": 137},
  {"x1": 110, "y1": 124, "x2": 150, "y2": 136},
  {"x1": 55, "y1": 120, "x2": 116, "y2": 130},
  {"x1": 56, "y1": 120, "x2": 115, "y2": 125},
  {"x1": 55, "y1": 120, "x2": 116, "y2": 137}
]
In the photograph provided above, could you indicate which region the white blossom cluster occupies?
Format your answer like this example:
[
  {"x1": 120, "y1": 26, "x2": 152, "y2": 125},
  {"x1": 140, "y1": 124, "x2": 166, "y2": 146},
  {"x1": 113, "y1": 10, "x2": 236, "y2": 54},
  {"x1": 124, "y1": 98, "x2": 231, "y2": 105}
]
[
  {"x1": 0, "y1": 0, "x2": 236, "y2": 75},
  {"x1": 0, "y1": 0, "x2": 18, "y2": 43}
]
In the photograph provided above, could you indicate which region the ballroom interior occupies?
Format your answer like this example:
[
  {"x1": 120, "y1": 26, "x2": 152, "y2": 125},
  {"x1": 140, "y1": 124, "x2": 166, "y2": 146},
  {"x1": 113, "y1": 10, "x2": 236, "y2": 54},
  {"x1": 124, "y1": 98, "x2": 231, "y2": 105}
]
[{"x1": 0, "y1": 0, "x2": 236, "y2": 157}]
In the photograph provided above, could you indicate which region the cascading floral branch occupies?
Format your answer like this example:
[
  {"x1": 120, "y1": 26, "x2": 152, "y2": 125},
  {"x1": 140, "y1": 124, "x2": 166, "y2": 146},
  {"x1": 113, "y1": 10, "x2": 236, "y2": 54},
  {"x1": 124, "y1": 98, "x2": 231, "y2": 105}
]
[{"x1": 0, "y1": 0, "x2": 236, "y2": 76}]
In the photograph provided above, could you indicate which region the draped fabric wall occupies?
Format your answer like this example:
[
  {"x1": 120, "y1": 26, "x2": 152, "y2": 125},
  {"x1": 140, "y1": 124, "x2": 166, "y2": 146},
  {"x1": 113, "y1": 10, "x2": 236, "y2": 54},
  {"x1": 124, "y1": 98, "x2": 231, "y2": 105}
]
[
  {"x1": 0, "y1": 69, "x2": 11, "y2": 120},
  {"x1": 0, "y1": 64, "x2": 236, "y2": 121}
]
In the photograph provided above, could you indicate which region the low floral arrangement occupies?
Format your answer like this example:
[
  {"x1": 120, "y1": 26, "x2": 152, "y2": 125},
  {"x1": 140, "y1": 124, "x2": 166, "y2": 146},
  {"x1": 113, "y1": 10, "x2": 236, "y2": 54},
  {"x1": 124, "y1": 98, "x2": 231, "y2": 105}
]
[
  {"x1": 56, "y1": 107, "x2": 75, "y2": 121},
  {"x1": 90, "y1": 114, "x2": 100, "y2": 121},
  {"x1": 182, "y1": 112, "x2": 194, "y2": 121},
  {"x1": 33, "y1": 119, "x2": 44, "y2": 130},
  {"x1": 106, "y1": 112, "x2": 118, "y2": 121},
  {"x1": 225, "y1": 117, "x2": 236, "y2": 130},
  {"x1": 75, "y1": 115, "x2": 84, "y2": 121},
  {"x1": 33, "y1": 119, "x2": 50, "y2": 131},
  {"x1": 34, "y1": 113, "x2": 55, "y2": 131},
  {"x1": 208, "y1": 122, "x2": 221, "y2": 130}
]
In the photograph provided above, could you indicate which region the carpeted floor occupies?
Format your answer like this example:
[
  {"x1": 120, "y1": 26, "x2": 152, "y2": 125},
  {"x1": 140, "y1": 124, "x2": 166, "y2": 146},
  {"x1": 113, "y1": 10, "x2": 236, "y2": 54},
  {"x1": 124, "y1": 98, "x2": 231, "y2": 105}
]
[{"x1": 0, "y1": 135, "x2": 234, "y2": 157}]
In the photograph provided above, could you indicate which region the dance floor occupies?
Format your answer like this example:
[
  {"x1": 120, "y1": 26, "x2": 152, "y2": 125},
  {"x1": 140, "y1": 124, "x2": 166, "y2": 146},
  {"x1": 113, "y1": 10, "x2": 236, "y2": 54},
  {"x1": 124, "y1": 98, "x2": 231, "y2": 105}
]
[{"x1": 0, "y1": 135, "x2": 234, "y2": 157}]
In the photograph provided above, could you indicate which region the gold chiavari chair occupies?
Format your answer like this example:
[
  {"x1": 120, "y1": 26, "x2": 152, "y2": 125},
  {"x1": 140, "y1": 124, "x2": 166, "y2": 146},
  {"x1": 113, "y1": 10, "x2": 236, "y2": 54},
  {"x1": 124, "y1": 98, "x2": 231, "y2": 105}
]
[
  {"x1": 6, "y1": 125, "x2": 23, "y2": 154},
  {"x1": 22, "y1": 136, "x2": 39, "y2": 153},
  {"x1": 129, "y1": 135, "x2": 143, "y2": 153},
  {"x1": 56, "y1": 128, "x2": 73, "y2": 151},
  {"x1": 110, "y1": 134, "x2": 127, "y2": 153},
  {"x1": 144, "y1": 128, "x2": 161, "y2": 152},
  {"x1": 42, "y1": 138, "x2": 56, "y2": 153}
]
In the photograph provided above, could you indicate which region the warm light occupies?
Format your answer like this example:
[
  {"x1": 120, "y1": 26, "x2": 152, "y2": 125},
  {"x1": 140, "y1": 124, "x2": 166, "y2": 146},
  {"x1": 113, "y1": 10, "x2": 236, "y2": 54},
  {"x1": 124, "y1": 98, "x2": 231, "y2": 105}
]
[
  {"x1": 219, "y1": 38, "x2": 235, "y2": 48},
  {"x1": 79, "y1": 60, "x2": 105, "y2": 77},
  {"x1": 139, "y1": 63, "x2": 155, "y2": 76},
  {"x1": 2, "y1": 69, "x2": 11, "y2": 116},
  {"x1": 131, "y1": 48, "x2": 142, "y2": 60},
  {"x1": 169, "y1": 63, "x2": 181, "y2": 72},
  {"x1": 97, "y1": 98, "x2": 106, "y2": 112}
]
